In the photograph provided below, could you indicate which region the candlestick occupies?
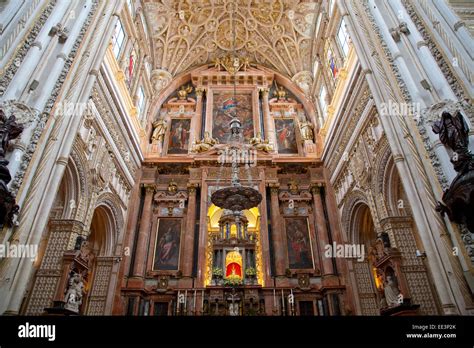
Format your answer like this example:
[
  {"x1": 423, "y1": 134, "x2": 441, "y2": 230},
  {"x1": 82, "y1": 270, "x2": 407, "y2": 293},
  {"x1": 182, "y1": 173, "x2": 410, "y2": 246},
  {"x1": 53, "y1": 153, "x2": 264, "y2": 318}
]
[
  {"x1": 201, "y1": 289, "x2": 204, "y2": 310},
  {"x1": 177, "y1": 290, "x2": 180, "y2": 314},
  {"x1": 281, "y1": 289, "x2": 285, "y2": 315},
  {"x1": 184, "y1": 290, "x2": 188, "y2": 315},
  {"x1": 290, "y1": 288, "x2": 294, "y2": 316}
]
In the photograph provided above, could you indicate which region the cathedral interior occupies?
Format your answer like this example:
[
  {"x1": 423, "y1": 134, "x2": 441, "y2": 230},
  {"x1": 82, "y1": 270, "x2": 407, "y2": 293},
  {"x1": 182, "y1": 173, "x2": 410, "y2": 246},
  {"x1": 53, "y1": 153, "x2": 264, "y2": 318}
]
[{"x1": 0, "y1": 0, "x2": 473, "y2": 318}]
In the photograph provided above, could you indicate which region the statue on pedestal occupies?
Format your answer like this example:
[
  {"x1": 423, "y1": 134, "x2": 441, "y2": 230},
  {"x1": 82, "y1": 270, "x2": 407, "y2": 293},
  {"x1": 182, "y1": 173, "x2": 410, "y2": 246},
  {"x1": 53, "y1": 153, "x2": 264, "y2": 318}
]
[
  {"x1": 0, "y1": 109, "x2": 24, "y2": 227},
  {"x1": 299, "y1": 119, "x2": 314, "y2": 141},
  {"x1": 249, "y1": 132, "x2": 273, "y2": 152},
  {"x1": 382, "y1": 275, "x2": 401, "y2": 308},
  {"x1": 151, "y1": 118, "x2": 167, "y2": 144},
  {"x1": 64, "y1": 272, "x2": 85, "y2": 313}
]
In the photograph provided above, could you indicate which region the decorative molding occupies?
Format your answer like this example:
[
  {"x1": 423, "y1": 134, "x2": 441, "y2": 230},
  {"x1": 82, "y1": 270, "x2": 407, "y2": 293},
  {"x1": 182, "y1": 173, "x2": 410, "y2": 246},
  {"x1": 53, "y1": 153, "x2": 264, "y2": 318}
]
[
  {"x1": 9, "y1": 1, "x2": 100, "y2": 197},
  {"x1": 143, "y1": 1, "x2": 321, "y2": 78},
  {"x1": 0, "y1": 0, "x2": 57, "y2": 94}
]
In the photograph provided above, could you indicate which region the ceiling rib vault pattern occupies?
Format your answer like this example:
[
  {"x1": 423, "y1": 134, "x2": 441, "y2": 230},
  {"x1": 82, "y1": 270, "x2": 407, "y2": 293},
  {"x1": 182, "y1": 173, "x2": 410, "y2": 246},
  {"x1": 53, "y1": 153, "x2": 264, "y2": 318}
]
[{"x1": 143, "y1": 0, "x2": 321, "y2": 85}]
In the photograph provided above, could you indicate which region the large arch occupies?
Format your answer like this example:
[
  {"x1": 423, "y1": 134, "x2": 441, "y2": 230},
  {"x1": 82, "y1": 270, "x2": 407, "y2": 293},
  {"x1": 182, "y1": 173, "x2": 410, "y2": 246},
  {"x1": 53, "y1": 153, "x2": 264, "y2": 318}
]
[
  {"x1": 348, "y1": 202, "x2": 380, "y2": 316},
  {"x1": 341, "y1": 191, "x2": 380, "y2": 315},
  {"x1": 371, "y1": 143, "x2": 439, "y2": 314},
  {"x1": 24, "y1": 155, "x2": 87, "y2": 315}
]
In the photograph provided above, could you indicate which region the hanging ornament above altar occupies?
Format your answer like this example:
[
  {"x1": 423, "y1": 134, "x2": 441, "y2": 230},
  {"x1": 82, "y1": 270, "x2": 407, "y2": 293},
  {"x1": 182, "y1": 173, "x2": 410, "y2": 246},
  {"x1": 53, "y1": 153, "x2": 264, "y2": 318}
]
[{"x1": 213, "y1": 55, "x2": 252, "y2": 74}]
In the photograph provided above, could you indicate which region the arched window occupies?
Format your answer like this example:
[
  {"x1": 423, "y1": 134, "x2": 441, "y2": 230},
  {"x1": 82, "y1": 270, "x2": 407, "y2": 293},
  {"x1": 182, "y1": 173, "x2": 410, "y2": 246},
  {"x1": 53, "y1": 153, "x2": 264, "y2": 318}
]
[
  {"x1": 337, "y1": 18, "x2": 351, "y2": 59},
  {"x1": 327, "y1": 46, "x2": 338, "y2": 80},
  {"x1": 111, "y1": 20, "x2": 126, "y2": 59},
  {"x1": 319, "y1": 85, "x2": 328, "y2": 123},
  {"x1": 136, "y1": 85, "x2": 146, "y2": 123},
  {"x1": 126, "y1": 47, "x2": 136, "y2": 88}
]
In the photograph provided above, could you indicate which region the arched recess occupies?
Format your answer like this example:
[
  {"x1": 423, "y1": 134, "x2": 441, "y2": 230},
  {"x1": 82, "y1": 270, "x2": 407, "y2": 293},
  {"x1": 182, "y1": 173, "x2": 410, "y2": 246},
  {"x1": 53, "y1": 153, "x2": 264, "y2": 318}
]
[
  {"x1": 83, "y1": 195, "x2": 123, "y2": 315},
  {"x1": 24, "y1": 154, "x2": 87, "y2": 315},
  {"x1": 372, "y1": 145, "x2": 438, "y2": 314},
  {"x1": 49, "y1": 153, "x2": 85, "y2": 221},
  {"x1": 341, "y1": 192, "x2": 380, "y2": 315}
]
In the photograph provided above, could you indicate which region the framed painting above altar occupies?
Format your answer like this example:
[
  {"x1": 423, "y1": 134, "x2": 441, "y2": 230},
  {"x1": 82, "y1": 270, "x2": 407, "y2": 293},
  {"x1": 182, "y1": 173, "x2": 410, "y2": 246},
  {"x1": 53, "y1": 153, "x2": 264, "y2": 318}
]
[{"x1": 212, "y1": 91, "x2": 254, "y2": 143}]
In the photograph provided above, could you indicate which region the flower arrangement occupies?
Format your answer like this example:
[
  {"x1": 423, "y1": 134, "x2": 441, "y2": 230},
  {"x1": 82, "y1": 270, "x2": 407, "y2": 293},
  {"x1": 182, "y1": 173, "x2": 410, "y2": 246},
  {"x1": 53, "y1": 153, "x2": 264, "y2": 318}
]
[
  {"x1": 245, "y1": 267, "x2": 256, "y2": 277},
  {"x1": 212, "y1": 267, "x2": 223, "y2": 278},
  {"x1": 224, "y1": 274, "x2": 242, "y2": 286}
]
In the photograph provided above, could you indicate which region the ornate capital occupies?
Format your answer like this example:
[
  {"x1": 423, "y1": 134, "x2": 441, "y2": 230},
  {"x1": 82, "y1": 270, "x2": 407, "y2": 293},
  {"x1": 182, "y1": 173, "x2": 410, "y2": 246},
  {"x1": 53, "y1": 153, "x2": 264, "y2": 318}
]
[
  {"x1": 195, "y1": 88, "x2": 205, "y2": 97},
  {"x1": 187, "y1": 183, "x2": 199, "y2": 193},
  {"x1": 143, "y1": 184, "x2": 155, "y2": 194},
  {"x1": 268, "y1": 182, "x2": 280, "y2": 194},
  {"x1": 310, "y1": 183, "x2": 325, "y2": 195},
  {"x1": 259, "y1": 87, "x2": 269, "y2": 97}
]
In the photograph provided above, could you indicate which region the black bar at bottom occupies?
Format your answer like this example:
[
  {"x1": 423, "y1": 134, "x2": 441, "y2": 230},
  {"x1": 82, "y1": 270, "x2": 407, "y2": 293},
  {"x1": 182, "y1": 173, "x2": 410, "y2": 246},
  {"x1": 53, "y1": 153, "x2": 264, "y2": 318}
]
[{"x1": 0, "y1": 316, "x2": 472, "y2": 346}]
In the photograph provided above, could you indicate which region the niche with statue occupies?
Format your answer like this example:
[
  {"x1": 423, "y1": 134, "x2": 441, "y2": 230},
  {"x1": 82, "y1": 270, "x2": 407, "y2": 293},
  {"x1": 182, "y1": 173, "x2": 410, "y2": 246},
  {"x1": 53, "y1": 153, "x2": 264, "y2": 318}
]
[{"x1": 368, "y1": 233, "x2": 420, "y2": 316}]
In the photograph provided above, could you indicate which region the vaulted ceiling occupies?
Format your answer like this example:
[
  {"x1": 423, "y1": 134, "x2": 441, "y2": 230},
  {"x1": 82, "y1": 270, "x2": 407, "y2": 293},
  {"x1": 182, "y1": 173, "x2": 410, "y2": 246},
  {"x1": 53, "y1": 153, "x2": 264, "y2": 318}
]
[{"x1": 143, "y1": 0, "x2": 323, "y2": 84}]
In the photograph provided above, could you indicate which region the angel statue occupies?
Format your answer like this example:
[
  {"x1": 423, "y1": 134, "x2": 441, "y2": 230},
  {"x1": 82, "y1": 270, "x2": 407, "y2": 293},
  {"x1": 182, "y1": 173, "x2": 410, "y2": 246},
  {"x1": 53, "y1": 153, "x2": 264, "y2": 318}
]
[
  {"x1": 249, "y1": 132, "x2": 273, "y2": 152},
  {"x1": 191, "y1": 132, "x2": 219, "y2": 153}
]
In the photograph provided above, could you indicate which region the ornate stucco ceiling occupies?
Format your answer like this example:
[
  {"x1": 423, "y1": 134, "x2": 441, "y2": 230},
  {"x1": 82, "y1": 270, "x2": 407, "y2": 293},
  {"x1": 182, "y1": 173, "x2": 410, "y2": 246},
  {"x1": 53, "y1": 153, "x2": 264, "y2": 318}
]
[{"x1": 143, "y1": 0, "x2": 322, "y2": 86}]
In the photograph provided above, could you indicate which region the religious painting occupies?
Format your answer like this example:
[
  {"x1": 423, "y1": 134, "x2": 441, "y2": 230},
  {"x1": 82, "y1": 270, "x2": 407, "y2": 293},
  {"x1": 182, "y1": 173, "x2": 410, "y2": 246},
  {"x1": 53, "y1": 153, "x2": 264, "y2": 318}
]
[
  {"x1": 153, "y1": 219, "x2": 182, "y2": 270},
  {"x1": 167, "y1": 118, "x2": 191, "y2": 154},
  {"x1": 285, "y1": 218, "x2": 313, "y2": 269},
  {"x1": 275, "y1": 119, "x2": 298, "y2": 154},
  {"x1": 212, "y1": 92, "x2": 254, "y2": 143}
]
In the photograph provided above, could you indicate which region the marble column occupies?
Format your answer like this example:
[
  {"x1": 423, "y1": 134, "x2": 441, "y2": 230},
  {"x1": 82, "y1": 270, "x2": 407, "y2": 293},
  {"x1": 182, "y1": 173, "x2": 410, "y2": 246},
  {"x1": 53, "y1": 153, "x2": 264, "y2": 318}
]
[
  {"x1": 269, "y1": 184, "x2": 286, "y2": 277},
  {"x1": 132, "y1": 184, "x2": 155, "y2": 278},
  {"x1": 191, "y1": 88, "x2": 204, "y2": 143},
  {"x1": 181, "y1": 184, "x2": 198, "y2": 285},
  {"x1": 311, "y1": 185, "x2": 335, "y2": 277},
  {"x1": 260, "y1": 88, "x2": 277, "y2": 150}
]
